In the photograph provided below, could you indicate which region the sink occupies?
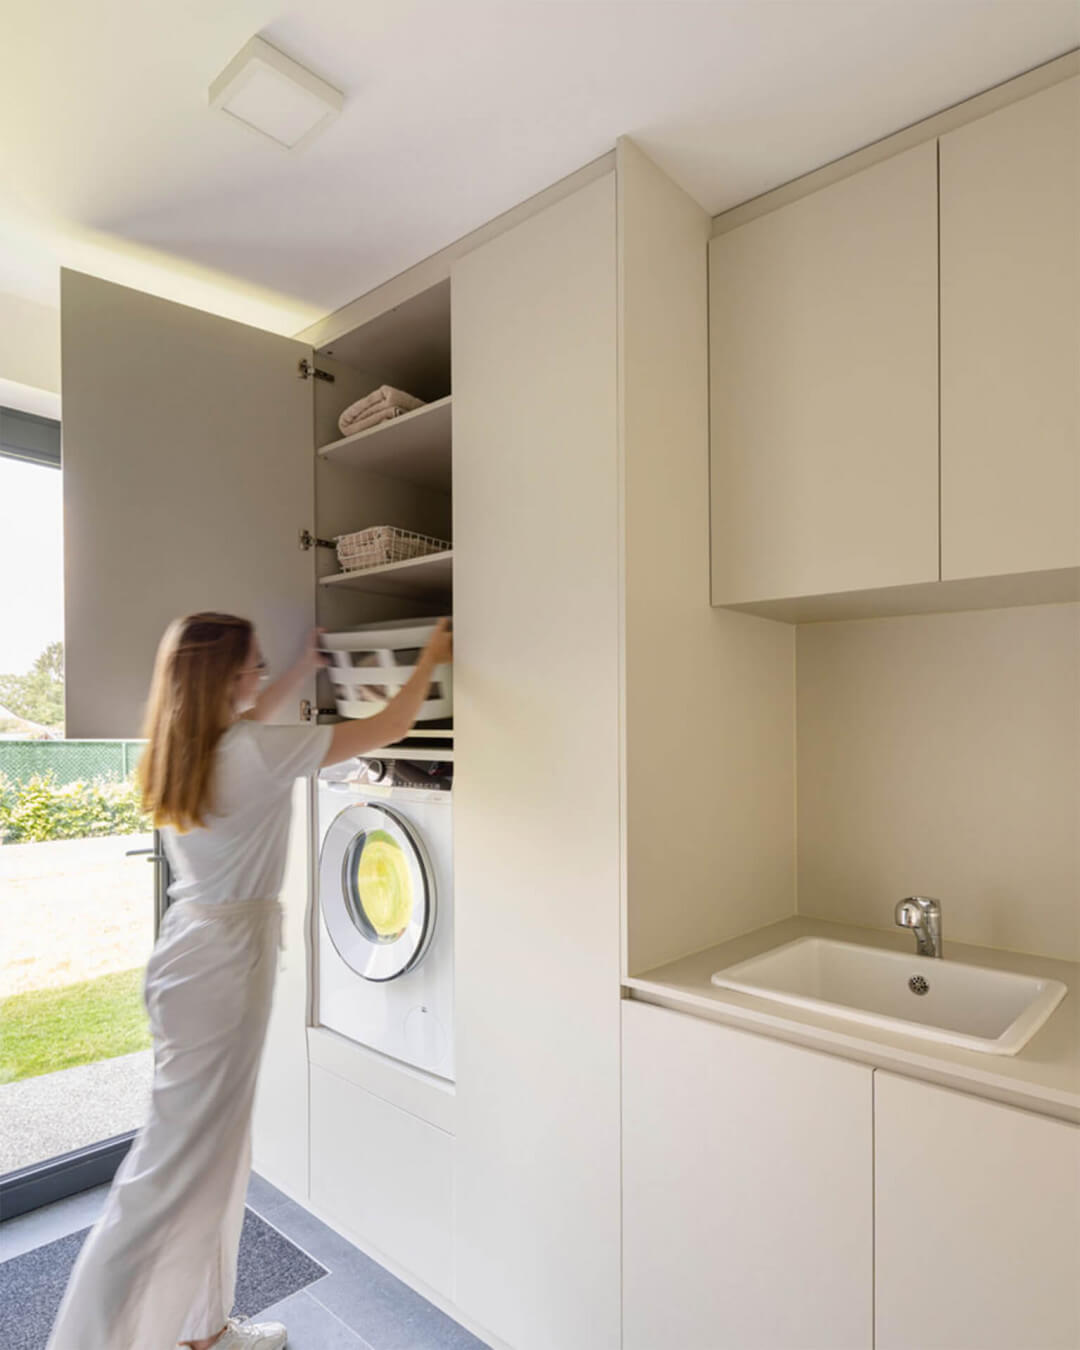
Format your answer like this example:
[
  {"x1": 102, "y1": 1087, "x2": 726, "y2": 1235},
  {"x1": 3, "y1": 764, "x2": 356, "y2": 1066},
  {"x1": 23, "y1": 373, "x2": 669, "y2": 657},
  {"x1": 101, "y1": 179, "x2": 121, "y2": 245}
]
[{"x1": 710, "y1": 937, "x2": 1067, "y2": 1055}]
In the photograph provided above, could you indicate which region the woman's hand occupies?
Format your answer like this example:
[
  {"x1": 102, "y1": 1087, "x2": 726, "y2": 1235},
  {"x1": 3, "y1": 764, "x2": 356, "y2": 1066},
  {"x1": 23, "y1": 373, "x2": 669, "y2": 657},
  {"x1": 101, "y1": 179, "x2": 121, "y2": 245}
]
[
  {"x1": 423, "y1": 618, "x2": 453, "y2": 667},
  {"x1": 302, "y1": 628, "x2": 329, "y2": 675}
]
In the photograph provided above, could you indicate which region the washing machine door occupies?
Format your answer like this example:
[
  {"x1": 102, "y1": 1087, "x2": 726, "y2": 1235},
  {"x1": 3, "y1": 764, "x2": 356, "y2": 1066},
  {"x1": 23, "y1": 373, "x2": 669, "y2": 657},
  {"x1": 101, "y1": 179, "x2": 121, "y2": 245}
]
[{"x1": 320, "y1": 801, "x2": 436, "y2": 982}]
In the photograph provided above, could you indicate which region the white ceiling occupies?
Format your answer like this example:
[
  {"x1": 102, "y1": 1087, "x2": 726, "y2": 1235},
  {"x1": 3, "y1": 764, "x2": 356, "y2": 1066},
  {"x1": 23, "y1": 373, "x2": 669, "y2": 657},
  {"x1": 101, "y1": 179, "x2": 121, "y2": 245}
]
[{"x1": 1, "y1": 1, "x2": 1076, "y2": 334}]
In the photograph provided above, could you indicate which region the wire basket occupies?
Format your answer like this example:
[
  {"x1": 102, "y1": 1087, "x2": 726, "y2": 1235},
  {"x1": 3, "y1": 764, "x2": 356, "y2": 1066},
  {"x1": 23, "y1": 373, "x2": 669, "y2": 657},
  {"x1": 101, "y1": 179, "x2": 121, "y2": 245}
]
[
  {"x1": 321, "y1": 618, "x2": 453, "y2": 723},
  {"x1": 336, "y1": 526, "x2": 450, "y2": 574}
]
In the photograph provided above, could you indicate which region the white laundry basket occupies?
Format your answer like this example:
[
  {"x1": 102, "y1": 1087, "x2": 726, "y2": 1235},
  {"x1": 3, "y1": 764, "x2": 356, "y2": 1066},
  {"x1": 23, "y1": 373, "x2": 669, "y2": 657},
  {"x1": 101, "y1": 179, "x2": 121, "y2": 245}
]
[{"x1": 321, "y1": 618, "x2": 452, "y2": 722}]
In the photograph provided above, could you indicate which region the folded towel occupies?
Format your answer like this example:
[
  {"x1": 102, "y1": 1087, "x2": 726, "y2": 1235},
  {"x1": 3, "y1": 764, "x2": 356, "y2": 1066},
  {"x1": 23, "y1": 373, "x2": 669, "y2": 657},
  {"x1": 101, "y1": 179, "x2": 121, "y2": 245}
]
[
  {"x1": 338, "y1": 385, "x2": 424, "y2": 435},
  {"x1": 362, "y1": 384, "x2": 424, "y2": 414},
  {"x1": 341, "y1": 405, "x2": 405, "y2": 436}
]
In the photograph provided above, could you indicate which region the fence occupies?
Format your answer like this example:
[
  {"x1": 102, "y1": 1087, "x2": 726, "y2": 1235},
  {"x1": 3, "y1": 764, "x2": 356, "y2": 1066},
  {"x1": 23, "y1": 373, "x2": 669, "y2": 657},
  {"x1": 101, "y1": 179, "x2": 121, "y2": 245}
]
[{"x1": 0, "y1": 741, "x2": 144, "y2": 787}]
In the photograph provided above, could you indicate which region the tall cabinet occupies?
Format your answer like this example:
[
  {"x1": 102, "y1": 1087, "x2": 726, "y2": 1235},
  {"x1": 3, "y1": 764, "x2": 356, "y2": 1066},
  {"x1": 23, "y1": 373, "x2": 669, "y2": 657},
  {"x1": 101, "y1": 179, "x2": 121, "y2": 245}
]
[
  {"x1": 61, "y1": 267, "x2": 458, "y2": 1220},
  {"x1": 451, "y1": 173, "x2": 623, "y2": 1350}
]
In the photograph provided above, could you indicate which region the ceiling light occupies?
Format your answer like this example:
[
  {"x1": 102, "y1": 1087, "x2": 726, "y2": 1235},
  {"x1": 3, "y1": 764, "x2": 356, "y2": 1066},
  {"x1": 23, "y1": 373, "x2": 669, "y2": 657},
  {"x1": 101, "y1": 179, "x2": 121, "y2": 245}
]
[{"x1": 209, "y1": 36, "x2": 343, "y2": 150}]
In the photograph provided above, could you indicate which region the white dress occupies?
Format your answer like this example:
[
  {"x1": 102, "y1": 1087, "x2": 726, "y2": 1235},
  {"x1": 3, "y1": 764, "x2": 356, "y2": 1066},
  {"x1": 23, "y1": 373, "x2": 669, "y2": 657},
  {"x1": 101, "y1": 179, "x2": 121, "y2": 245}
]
[{"x1": 47, "y1": 721, "x2": 331, "y2": 1350}]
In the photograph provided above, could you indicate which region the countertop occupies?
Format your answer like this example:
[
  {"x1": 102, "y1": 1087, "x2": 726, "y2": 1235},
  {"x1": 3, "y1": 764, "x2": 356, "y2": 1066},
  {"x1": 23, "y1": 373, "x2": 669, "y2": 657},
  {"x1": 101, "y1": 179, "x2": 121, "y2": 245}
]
[{"x1": 625, "y1": 916, "x2": 1080, "y2": 1125}]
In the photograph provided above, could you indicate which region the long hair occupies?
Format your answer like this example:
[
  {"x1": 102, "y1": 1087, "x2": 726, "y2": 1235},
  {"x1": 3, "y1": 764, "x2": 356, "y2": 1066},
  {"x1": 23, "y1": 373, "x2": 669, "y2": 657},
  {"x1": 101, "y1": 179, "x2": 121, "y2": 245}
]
[{"x1": 138, "y1": 612, "x2": 254, "y2": 831}]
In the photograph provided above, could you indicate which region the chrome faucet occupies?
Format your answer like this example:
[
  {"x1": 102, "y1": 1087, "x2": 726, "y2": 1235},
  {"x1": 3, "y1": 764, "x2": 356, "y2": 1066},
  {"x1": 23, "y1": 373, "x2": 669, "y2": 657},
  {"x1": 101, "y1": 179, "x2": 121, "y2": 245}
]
[{"x1": 895, "y1": 896, "x2": 943, "y2": 959}]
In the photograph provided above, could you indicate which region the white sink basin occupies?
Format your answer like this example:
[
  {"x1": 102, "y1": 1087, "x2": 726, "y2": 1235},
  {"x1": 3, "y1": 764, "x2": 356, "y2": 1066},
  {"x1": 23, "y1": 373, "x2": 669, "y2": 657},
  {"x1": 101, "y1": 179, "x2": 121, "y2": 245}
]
[{"x1": 711, "y1": 937, "x2": 1067, "y2": 1055}]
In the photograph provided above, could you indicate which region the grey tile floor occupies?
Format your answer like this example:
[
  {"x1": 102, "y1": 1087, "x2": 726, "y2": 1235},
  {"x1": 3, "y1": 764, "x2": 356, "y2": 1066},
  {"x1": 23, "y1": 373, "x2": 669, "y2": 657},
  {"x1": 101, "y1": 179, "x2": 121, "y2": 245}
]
[{"x1": 0, "y1": 1173, "x2": 491, "y2": 1350}]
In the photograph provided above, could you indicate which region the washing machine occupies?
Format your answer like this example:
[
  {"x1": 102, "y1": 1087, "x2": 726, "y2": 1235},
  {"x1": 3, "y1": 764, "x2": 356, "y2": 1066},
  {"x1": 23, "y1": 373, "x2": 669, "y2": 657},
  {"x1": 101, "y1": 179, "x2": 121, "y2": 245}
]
[{"x1": 316, "y1": 757, "x2": 454, "y2": 1081}]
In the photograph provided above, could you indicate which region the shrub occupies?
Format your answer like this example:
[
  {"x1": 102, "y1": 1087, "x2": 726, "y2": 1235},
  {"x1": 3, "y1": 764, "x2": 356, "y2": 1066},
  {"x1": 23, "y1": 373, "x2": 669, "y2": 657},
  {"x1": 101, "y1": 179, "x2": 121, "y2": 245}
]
[{"x1": 0, "y1": 772, "x2": 150, "y2": 844}]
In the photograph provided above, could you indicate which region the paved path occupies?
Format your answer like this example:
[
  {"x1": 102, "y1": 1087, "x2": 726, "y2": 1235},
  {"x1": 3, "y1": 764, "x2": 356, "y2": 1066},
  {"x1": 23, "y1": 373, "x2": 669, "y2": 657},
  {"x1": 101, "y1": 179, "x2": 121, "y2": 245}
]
[
  {"x1": 0, "y1": 834, "x2": 156, "y2": 998},
  {"x1": 0, "y1": 1049, "x2": 153, "y2": 1172}
]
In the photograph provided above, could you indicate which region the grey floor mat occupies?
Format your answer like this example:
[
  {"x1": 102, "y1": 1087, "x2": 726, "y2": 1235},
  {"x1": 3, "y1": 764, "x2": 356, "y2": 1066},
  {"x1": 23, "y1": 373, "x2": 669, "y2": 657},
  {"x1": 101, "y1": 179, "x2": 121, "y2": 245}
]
[{"x1": 0, "y1": 1206, "x2": 327, "y2": 1350}]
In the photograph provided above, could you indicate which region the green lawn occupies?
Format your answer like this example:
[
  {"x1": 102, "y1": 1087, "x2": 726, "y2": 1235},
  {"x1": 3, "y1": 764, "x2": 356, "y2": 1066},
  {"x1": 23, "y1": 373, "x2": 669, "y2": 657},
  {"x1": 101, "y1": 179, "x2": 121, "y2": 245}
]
[{"x1": 0, "y1": 968, "x2": 151, "y2": 1083}]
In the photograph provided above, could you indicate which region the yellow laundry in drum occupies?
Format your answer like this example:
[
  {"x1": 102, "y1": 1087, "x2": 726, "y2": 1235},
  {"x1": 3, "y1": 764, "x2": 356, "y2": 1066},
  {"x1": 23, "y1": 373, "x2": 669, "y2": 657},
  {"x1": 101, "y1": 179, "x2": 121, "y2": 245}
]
[{"x1": 353, "y1": 830, "x2": 413, "y2": 938}]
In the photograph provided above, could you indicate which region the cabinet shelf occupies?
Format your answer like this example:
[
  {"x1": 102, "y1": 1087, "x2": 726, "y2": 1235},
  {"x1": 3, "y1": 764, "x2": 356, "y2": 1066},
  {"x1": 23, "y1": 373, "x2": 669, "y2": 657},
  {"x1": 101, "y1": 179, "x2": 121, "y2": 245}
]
[
  {"x1": 319, "y1": 550, "x2": 453, "y2": 598},
  {"x1": 318, "y1": 397, "x2": 452, "y2": 492},
  {"x1": 369, "y1": 744, "x2": 454, "y2": 763},
  {"x1": 312, "y1": 724, "x2": 454, "y2": 763}
]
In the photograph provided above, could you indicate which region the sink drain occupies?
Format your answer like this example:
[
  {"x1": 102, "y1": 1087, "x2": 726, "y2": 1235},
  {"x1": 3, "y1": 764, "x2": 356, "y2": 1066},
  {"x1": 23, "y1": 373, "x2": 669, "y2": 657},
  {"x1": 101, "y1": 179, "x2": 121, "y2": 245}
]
[{"x1": 908, "y1": 974, "x2": 929, "y2": 996}]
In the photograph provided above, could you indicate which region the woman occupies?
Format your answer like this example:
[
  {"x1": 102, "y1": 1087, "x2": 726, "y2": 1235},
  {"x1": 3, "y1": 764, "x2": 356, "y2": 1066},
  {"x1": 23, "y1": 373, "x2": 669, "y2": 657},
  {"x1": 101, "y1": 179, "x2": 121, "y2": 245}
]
[{"x1": 48, "y1": 612, "x2": 453, "y2": 1350}]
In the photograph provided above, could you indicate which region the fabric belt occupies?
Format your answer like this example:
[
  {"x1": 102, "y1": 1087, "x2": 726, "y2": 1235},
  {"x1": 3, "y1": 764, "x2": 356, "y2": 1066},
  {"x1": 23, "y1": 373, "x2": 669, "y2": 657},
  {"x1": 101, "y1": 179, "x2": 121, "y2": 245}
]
[
  {"x1": 166, "y1": 897, "x2": 286, "y2": 963},
  {"x1": 170, "y1": 896, "x2": 280, "y2": 920}
]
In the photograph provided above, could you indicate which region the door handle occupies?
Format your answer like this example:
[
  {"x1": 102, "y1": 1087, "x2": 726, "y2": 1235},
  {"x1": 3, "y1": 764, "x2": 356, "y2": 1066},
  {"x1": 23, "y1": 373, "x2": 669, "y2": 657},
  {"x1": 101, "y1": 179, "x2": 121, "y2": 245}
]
[{"x1": 125, "y1": 847, "x2": 166, "y2": 862}]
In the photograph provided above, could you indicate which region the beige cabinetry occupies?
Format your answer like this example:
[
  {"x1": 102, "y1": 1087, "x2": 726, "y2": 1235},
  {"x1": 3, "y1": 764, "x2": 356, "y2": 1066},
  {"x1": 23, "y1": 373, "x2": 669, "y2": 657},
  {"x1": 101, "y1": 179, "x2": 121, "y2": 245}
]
[
  {"x1": 622, "y1": 1004, "x2": 1080, "y2": 1350},
  {"x1": 710, "y1": 74, "x2": 1079, "y2": 618},
  {"x1": 60, "y1": 270, "x2": 316, "y2": 738},
  {"x1": 875, "y1": 1071, "x2": 1080, "y2": 1349},
  {"x1": 710, "y1": 143, "x2": 939, "y2": 608},
  {"x1": 622, "y1": 1000, "x2": 874, "y2": 1350},
  {"x1": 940, "y1": 76, "x2": 1080, "y2": 582},
  {"x1": 450, "y1": 173, "x2": 623, "y2": 1350}
]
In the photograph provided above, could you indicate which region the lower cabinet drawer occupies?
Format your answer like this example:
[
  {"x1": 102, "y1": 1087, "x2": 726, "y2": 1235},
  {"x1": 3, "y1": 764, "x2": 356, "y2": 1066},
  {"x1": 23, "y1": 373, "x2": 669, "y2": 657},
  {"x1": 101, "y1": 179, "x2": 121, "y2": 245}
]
[{"x1": 309, "y1": 1063, "x2": 454, "y2": 1299}]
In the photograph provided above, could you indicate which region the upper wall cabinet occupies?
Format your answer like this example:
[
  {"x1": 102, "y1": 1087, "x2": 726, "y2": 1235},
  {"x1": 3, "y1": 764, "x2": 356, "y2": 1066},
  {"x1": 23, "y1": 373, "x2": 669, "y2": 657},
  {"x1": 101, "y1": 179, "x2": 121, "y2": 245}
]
[
  {"x1": 709, "y1": 142, "x2": 939, "y2": 607},
  {"x1": 940, "y1": 76, "x2": 1080, "y2": 581},
  {"x1": 61, "y1": 271, "x2": 316, "y2": 738}
]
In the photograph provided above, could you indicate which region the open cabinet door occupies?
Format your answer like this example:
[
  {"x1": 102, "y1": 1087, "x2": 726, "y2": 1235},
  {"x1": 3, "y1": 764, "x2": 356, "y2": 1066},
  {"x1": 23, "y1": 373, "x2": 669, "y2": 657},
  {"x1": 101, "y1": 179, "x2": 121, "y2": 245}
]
[{"x1": 61, "y1": 270, "x2": 316, "y2": 736}]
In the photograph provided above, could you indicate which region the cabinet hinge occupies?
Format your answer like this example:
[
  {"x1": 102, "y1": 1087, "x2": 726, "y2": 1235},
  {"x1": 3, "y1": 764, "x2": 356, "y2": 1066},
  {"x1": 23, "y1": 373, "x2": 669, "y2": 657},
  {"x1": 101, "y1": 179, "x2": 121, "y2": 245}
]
[
  {"x1": 300, "y1": 702, "x2": 336, "y2": 722},
  {"x1": 298, "y1": 358, "x2": 335, "y2": 383},
  {"x1": 299, "y1": 528, "x2": 337, "y2": 552}
]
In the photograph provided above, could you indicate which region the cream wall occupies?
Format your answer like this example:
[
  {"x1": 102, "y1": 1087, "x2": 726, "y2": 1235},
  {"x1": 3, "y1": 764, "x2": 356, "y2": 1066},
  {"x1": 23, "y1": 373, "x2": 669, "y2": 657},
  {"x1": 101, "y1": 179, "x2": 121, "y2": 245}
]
[
  {"x1": 0, "y1": 291, "x2": 59, "y2": 396},
  {"x1": 796, "y1": 603, "x2": 1080, "y2": 961}
]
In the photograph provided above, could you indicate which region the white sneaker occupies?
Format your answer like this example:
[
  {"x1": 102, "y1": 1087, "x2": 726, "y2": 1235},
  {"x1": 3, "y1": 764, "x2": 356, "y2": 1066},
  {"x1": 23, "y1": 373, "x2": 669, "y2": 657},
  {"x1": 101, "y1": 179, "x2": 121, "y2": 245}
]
[{"x1": 213, "y1": 1317, "x2": 288, "y2": 1349}]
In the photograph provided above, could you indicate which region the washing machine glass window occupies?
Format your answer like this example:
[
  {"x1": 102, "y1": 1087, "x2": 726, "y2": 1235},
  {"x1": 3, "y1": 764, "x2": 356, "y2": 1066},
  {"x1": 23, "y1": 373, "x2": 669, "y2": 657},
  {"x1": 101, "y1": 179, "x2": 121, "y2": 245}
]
[
  {"x1": 343, "y1": 829, "x2": 415, "y2": 943},
  {"x1": 320, "y1": 802, "x2": 436, "y2": 982}
]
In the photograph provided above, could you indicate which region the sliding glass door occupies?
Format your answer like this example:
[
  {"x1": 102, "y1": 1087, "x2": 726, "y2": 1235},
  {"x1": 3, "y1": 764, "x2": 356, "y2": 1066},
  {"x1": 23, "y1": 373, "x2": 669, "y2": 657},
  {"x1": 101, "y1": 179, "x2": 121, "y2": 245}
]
[
  {"x1": 0, "y1": 415, "x2": 168, "y2": 1218},
  {"x1": 0, "y1": 826, "x2": 168, "y2": 1217}
]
